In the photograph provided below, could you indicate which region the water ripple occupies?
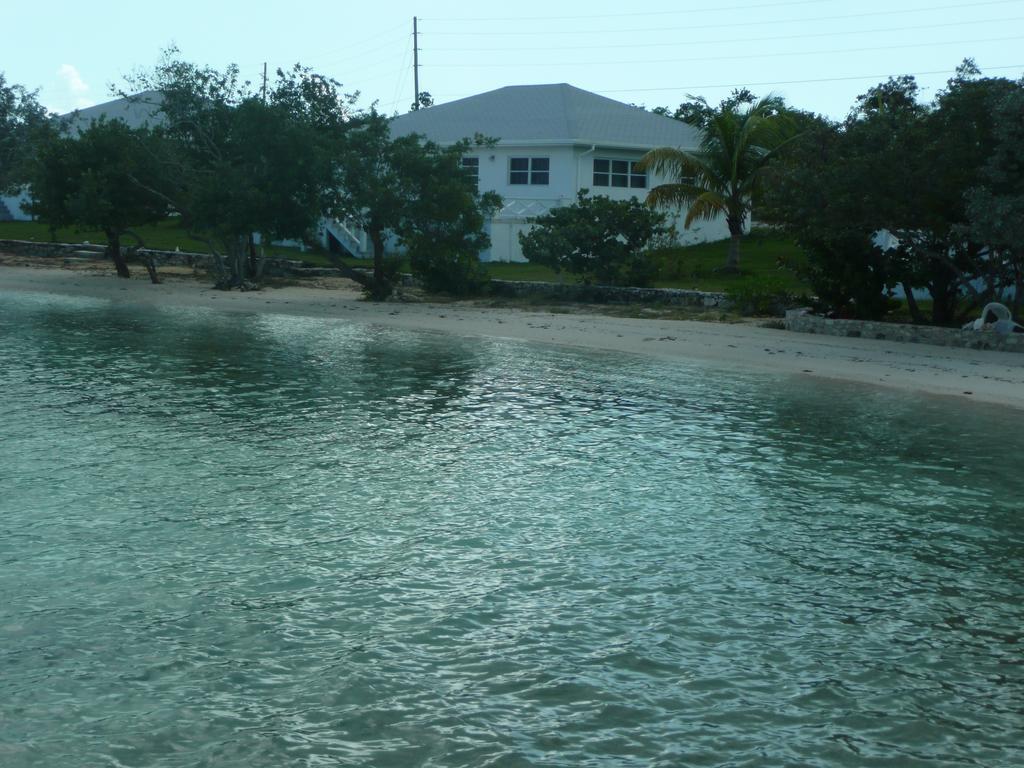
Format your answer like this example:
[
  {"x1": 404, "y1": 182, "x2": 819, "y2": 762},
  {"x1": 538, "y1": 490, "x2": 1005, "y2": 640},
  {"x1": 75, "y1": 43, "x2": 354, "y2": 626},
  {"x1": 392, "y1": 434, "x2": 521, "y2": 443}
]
[{"x1": 1, "y1": 292, "x2": 1022, "y2": 767}]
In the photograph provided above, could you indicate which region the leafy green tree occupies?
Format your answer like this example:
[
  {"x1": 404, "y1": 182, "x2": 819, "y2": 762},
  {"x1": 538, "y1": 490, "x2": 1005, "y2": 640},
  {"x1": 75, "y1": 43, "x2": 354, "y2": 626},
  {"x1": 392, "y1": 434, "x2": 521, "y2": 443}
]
[
  {"x1": 411, "y1": 91, "x2": 434, "y2": 111},
  {"x1": 518, "y1": 190, "x2": 671, "y2": 286},
  {"x1": 27, "y1": 118, "x2": 169, "y2": 279},
  {"x1": 654, "y1": 88, "x2": 758, "y2": 129},
  {"x1": 0, "y1": 73, "x2": 50, "y2": 193},
  {"x1": 762, "y1": 64, "x2": 1023, "y2": 322},
  {"x1": 125, "y1": 53, "x2": 353, "y2": 289},
  {"x1": 757, "y1": 116, "x2": 896, "y2": 319},
  {"x1": 639, "y1": 95, "x2": 793, "y2": 272},
  {"x1": 331, "y1": 111, "x2": 500, "y2": 299},
  {"x1": 966, "y1": 87, "x2": 1024, "y2": 315},
  {"x1": 879, "y1": 67, "x2": 1020, "y2": 324},
  {"x1": 396, "y1": 142, "x2": 501, "y2": 296}
]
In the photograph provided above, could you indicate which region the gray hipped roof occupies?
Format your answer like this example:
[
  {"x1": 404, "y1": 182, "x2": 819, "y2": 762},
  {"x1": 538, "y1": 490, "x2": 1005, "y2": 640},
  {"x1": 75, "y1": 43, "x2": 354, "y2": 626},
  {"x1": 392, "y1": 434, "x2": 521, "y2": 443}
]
[
  {"x1": 390, "y1": 83, "x2": 700, "y2": 149},
  {"x1": 62, "y1": 91, "x2": 164, "y2": 133}
]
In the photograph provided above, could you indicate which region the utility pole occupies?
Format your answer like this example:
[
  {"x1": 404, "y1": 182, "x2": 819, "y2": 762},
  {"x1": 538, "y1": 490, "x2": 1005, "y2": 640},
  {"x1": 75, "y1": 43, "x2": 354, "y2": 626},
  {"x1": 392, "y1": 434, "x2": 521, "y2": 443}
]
[
  {"x1": 261, "y1": 62, "x2": 268, "y2": 104},
  {"x1": 413, "y1": 16, "x2": 420, "y2": 110}
]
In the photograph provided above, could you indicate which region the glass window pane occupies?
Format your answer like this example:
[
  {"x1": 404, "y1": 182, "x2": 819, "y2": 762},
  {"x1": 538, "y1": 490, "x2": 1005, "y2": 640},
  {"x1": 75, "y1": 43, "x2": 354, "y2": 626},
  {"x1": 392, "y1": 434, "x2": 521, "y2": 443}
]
[
  {"x1": 593, "y1": 173, "x2": 609, "y2": 186},
  {"x1": 611, "y1": 175, "x2": 628, "y2": 188},
  {"x1": 531, "y1": 172, "x2": 549, "y2": 185},
  {"x1": 510, "y1": 171, "x2": 529, "y2": 184},
  {"x1": 531, "y1": 158, "x2": 550, "y2": 171},
  {"x1": 510, "y1": 158, "x2": 528, "y2": 171},
  {"x1": 461, "y1": 157, "x2": 479, "y2": 168},
  {"x1": 612, "y1": 160, "x2": 628, "y2": 174},
  {"x1": 594, "y1": 159, "x2": 609, "y2": 172},
  {"x1": 630, "y1": 174, "x2": 646, "y2": 188}
]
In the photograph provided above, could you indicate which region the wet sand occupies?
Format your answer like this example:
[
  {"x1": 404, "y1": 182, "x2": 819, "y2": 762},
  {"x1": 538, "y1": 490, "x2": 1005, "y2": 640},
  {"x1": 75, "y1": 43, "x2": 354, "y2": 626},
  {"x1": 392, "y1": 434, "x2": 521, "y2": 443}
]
[{"x1": 3, "y1": 261, "x2": 1023, "y2": 411}]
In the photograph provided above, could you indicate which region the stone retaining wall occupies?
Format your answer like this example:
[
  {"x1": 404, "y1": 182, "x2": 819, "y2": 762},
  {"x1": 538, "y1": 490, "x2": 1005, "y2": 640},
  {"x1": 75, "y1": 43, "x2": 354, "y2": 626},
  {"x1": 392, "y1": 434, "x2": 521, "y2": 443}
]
[
  {"x1": 0, "y1": 238, "x2": 214, "y2": 266},
  {"x1": 0, "y1": 239, "x2": 731, "y2": 307},
  {"x1": 785, "y1": 308, "x2": 1024, "y2": 353},
  {"x1": 487, "y1": 279, "x2": 729, "y2": 307},
  {"x1": 0, "y1": 238, "x2": 343, "y2": 277}
]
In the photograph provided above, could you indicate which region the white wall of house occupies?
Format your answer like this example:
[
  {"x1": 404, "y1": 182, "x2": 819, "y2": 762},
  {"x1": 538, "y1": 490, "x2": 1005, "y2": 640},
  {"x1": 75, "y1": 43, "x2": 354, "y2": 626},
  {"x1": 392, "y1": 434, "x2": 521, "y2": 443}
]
[
  {"x1": 459, "y1": 143, "x2": 731, "y2": 263},
  {"x1": 0, "y1": 190, "x2": 33, "y2": 221}
]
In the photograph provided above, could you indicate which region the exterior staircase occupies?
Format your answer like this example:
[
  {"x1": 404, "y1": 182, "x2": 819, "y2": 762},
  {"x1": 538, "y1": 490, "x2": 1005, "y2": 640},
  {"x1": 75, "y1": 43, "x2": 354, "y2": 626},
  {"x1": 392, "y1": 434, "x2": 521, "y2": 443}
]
[{"x1": 322, "y1": 218, "x2": 368, "y2": 259}]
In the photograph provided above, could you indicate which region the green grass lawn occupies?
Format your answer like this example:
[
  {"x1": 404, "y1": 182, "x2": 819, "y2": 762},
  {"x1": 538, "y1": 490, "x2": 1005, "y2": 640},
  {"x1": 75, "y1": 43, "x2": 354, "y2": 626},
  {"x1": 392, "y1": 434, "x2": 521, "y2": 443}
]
[
  {"x1": 0, "y1": 220, "x2": 810, "y2": 295},
  {"x1": 648, "y1": 228, "x2": 809, "y2": 294},
  {"x1": 483, "y1": 228, "x2": 810, "y2": 295}
]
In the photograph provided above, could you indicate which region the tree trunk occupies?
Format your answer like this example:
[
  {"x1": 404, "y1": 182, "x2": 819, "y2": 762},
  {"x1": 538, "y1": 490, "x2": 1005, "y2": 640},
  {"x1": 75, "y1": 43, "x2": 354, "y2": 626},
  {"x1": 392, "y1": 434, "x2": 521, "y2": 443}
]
[
  {"x1": 248, "y1": 233, "x2": 259, "y2": 277},
  {"x1": 370, "y1": 229, "x2": 389, "y2": 301},
  {"x1": 213, "y1": 238, "x2": 247, "y2": 290},
  {"x1": 324, "y1": 255, "x2": 373, "y2": 290},
  {"x1": 724, "y1": 216, "x2": 744, "y2": 272},
  {"x1": 123, "y1": 229, "x2": 160, "y2": 284},
  {"x1": 928, "y1": 266, "x2": 959, "y2": 326},
  {"x1": 726, "y1": 233, "x2": 741, "y2": 271},
  {"x1": 230, "y1": 236, "x2": 248, "y2": 289},
  {"x1": 902, "y1": 282, "x2": 924, "y2": 324},
  {"x1": 1011, "y1": 267, "x2": 1023, "y2": 319},
  {"x1": 143, "y1": 258, "x2": 162, "y2": 284},
  {"x1": 235, "y1": 238, "x2": 247, "y2": 288},
  {"x1": 106, "y1": 229, "x2": 130, "y2": 278}
]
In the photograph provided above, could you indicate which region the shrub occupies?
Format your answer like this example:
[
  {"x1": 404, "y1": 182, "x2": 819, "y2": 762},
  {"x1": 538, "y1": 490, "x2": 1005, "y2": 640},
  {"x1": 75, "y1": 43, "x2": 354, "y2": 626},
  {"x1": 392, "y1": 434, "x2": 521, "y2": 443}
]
[
  {"x1": 407, "y1": 239, "x2": 489, "y2": 296},
  {"x1": 518, "y1": 191, "x2": 672, "y2": 286},
  {"x1": 726, "y1": 276, "x2": 803, "y2": 316}
]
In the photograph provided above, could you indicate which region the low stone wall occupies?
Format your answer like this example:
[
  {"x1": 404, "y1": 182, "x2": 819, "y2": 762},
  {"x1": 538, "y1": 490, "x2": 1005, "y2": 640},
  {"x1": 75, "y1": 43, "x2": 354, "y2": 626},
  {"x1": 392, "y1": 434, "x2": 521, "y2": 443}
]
[
  {"x1": 0, "y1": 238, "x2": 345, "y2": 277},
  {"x1": 785, "y1": 308, "x2": 1024, "y2": 353},
  {"x1": 1, "y1": 239, "x2": 730, "y2": 306},
  {"x1": 0, "y1": 238, "x2": 214, "y2": 266},
  {"x1": 487, "y1": 279, "x2": 730, "y2": 308}
]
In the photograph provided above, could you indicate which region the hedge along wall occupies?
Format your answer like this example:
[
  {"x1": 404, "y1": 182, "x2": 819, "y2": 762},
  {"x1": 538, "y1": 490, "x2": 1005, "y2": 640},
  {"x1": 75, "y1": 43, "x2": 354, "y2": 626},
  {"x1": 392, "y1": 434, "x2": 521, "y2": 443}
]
[{"x1": 785, "y1": 308, "x2": 1024, "y2": 353}]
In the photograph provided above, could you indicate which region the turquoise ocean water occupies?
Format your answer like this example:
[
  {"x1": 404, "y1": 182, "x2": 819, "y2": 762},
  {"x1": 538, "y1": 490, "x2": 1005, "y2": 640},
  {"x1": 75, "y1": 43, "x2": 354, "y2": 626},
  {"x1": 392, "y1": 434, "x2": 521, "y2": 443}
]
[{"x1": 1, "y1": 290, "x2": 1022, "y2": 767}]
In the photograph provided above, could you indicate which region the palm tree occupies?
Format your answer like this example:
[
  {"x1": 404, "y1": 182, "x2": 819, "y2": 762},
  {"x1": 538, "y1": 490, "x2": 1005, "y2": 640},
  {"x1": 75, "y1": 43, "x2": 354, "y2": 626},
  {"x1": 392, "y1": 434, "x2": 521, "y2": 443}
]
[{"x1": 639, "y1": 96, "x2": 791, "y2": 271}]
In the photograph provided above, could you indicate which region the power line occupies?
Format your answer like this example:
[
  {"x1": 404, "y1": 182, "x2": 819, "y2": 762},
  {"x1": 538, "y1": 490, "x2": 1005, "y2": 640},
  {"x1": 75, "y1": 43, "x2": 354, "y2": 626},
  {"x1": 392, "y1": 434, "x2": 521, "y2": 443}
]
[
  {"x1": 598, "y1": 63, "x2": 1024, "y2": 94},
  {"x1": 299, "y1": 21, "x2": 410, "y2": 64},
  {"x1": 299, "y1": 30, "x2": 411, "y2": 69},
  {"x1": 426, "y1": 15, "x2": 1024, "y2": 52},
  {"x1": 237, "y1": 29, "x2": 410, "y2": 85},
  {"x1": 424, "y1": 0, "x2": 1024, "y2": 36},
  {"x1": 423, "y1": 36, "x2": 1024, "y2": 69},
  {"x1": 320, "y1": 45, "x2": 412, "y2": 80},
  {"x1": 422, "y1": 0, "x2": 840, "y2": 22},
  {"x1": 387, "y1": 34, "x2": 413, "y2": 114},
  {"x1": 423, "y1": 63, "x2": 1024, "y2": 104}
]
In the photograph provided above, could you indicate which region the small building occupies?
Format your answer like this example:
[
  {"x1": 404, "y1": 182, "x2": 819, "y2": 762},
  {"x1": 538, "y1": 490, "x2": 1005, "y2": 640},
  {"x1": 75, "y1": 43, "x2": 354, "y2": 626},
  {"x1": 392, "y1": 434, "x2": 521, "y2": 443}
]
[{"x1": 371, "y1": 83, "x2": 730, "y2": 262}]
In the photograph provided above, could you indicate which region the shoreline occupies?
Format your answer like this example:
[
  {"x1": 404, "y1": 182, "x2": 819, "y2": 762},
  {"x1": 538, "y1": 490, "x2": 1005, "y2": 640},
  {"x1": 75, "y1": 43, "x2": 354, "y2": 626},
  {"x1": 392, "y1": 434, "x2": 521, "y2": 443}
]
[{"x1": 3, "y1": 261, "x2": 1024, "y2": 411}]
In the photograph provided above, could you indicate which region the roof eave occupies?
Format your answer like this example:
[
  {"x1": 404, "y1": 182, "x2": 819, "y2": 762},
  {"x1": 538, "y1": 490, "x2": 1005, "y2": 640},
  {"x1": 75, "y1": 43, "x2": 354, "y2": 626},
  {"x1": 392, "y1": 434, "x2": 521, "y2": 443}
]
[{"x1": 427, "y1": 137, "x2": 699, "y2": 151}]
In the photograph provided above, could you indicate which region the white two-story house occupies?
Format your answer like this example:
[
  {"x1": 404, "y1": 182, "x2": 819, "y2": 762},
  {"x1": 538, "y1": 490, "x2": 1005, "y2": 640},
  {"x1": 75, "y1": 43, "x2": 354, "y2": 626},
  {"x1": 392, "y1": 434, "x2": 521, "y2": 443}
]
[
  {"x1": 378, "y1": 83, "x2": 730, "y2": 262},
  {"x1": 5, "y1": 83, "x2": 733, "y2": 263}
]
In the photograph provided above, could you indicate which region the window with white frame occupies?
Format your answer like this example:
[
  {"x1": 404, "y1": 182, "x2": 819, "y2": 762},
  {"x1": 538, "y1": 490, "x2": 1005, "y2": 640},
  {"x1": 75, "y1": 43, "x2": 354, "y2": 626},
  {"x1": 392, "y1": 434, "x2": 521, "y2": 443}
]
[
  {"x1": 593, "y1": 158, "x2": 646, "y2": 189},
  {"x1": 460, "y1": 156, "x2": 479, "y2": 186},
  {"x1": 509, "y1": 157, "x2": 550, "y2": 185}
]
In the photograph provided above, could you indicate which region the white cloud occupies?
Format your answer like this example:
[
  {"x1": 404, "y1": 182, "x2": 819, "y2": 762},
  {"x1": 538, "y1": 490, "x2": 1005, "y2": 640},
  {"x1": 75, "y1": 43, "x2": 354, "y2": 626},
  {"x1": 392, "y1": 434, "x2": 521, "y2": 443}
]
[{"x1": 57, "y1": 64, "x2": 92, "y2": 109}]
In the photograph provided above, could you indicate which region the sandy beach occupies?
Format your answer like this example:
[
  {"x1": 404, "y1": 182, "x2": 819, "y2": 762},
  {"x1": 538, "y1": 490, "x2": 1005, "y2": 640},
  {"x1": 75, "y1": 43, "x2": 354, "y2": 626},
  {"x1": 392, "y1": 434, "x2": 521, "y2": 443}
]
[{"x1": 3, "y1": 260, "x2": 1024, "y2": 411}]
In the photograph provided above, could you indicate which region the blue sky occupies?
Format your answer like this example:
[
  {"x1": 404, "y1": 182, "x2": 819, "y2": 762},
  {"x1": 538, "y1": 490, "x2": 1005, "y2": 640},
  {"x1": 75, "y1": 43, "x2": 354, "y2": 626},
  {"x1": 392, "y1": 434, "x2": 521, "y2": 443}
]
[{"x1": 5, "y1": 0, "x2": 1023, "y2": 118}]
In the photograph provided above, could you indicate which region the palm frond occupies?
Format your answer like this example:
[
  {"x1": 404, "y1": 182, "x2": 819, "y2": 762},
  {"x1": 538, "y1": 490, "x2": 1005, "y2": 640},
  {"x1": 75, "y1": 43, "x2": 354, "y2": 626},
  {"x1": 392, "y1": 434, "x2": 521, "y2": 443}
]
[
  {"x1": 637, "y1": 147, "x2": 703, "y2": 179},
  {"x1": 683, "y1": 191, "x2": 730, "y2": 227},
  {"x1": 642, "y1": 92, "x2": 799, "y2": 238},
  {"x1": 645, "y1": 182, "x2": 702, "y2": 209}
]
